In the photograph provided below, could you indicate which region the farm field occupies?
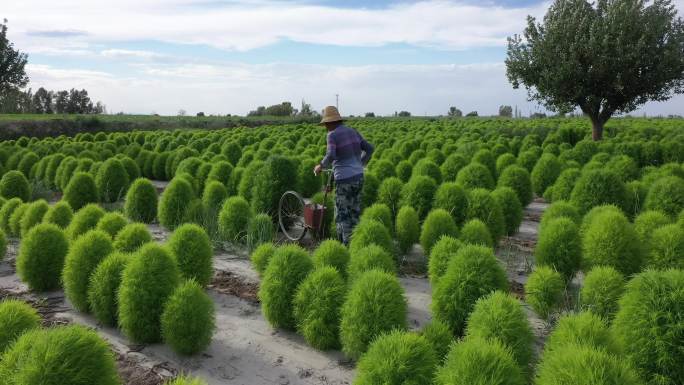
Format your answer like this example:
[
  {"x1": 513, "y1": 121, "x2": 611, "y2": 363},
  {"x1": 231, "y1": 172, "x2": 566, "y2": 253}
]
[{"x1": 0, "y1": 117, "x2": 683, "y2": 385}]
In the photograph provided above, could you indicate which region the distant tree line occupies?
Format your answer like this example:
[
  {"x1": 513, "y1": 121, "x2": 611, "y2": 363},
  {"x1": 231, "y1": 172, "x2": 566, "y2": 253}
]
[
  {"x1": 248, "y1": 100, "x2": 320, "y2": 118},
  {"x1": 0, "y1": 87, "x2": 106, "y2": 114}
]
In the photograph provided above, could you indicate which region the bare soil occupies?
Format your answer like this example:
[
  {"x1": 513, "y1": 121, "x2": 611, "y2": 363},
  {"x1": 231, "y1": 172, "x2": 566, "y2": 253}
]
[{"x1": 0, "y1": 197, "x2": 549, "y2": 384}]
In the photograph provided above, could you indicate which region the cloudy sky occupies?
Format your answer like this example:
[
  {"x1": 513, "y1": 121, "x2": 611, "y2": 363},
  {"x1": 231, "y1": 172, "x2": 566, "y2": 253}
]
[{"x1": 4, "y1": 0, "x2": 684, "y2": 116}]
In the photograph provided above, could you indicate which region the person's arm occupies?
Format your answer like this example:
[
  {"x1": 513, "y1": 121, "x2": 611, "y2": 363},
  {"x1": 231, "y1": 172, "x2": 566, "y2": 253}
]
[
  {"x1": 320, "y1": 131, "x2": 336, "y2": 168},
  {"x1": 359, "y1": 134, "x2": 374, "y2": 165}
]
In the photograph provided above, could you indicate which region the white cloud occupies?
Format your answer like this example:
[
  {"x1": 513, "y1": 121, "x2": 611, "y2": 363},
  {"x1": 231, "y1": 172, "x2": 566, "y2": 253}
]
[
  {"x1": 6, "y1": 0, "x2": 549, "y2": 52},
  {"x1": 100, "y1": 49, "x2": 166, "y2": 60}
]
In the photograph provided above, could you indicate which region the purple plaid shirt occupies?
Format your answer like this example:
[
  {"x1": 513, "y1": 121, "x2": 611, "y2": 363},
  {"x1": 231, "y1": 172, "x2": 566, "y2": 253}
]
[{"x1": 320, "y1": 124, "x2": 374, "y2": 183}]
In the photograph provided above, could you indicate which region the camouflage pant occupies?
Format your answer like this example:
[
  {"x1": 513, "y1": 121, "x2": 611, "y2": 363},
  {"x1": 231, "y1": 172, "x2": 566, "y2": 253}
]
[{"x1": 335, "y1": 177, "x2": 364, "y2": 245}]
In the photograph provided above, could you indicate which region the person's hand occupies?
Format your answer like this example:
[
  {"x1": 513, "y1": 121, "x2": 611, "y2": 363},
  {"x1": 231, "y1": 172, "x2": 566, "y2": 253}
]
[{"x1": 314, "y1": 164, "x2": 323, "y2": 176}]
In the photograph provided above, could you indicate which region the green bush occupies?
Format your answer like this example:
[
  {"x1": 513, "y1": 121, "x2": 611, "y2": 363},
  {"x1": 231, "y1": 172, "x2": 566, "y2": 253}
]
[
  {"x1": 168, "y1": 223, "x2": 213, "y2": 287},
  {"x1": 531, "y1": 153, "x2": 561, "y2": 196},
  {"x1": 582, "y1": 209, "x2": 642, "y2": 275},
  {"x1": 96, "y1": 158, "x2": 130, "y2": 203},
  {"x1": 525, "y1": 266, "x2": 564, "y2": 320},
  {"x1": 580, "y1": 266, "x2": 625, "y2": 321},
  {"x1": 579, "y1": 204, "x2": 623, "y2": 237},
  {"x1": 347, "y1": 244, "x2": 396, "y2": 282},
  {"x1": 535, "y1": 343, "x2": 642, "y2": 385},
  {"x1": 497, "y1": 165, "x2": 533, "y2": 206},
  {"x1": 292, "y1": 266, "x2": 346, "y2": 350},
  {"x1": 517, "y1": 149, "x2": 540, "y2": 171},
  {"x1": 297, "y1": 158, "x2": 323, "y2": 197},
  {"x1": 206, "y1": 160, "x2": 233, "y2": 186},
  {"x1": 158, "y1": 177, "x2": 195, "y2": 230},
  {"x1": 421, "y1": 319, "x2": 453, "y2": 361},
  {"x1": 548, "y1": 168, "x2": 581, "y2": 202},
  {"x1": 17, "y1": 223, "x2": 69, "y2": 291},
  {"x1": 372, "y1": 159, "x2": 397, "y2": 180},
  {"x1": 8, "y1": 203, "x2": 28, "y2": 238},
  {"x1": 0, "y1": 299, "x2": 40, "y2": 353},
  {"x1": 355, "y1": 330, "x2": 437, "y2": 385},
  {"x1": 63, "y1": 172, "x2": 99, "y2": 211},
  {"x1": 0, "y1": 170, "x2": 30, "y2": 202},
  {"x1": 539, "y1": 200, "x2": 580, "y2": 230},
  {"x1": 545, "y1": 311, "x2": 619, "y2": 353},
  {"x1": 395, "y1": 205, "x2": 419, "y2": 254},
  {"x1": 634, "y1": 210, "x2": 671, "y2": 248},
  {"x1": 218, "y1": 196, "x2": 253, "y2": 243},
  {"x1": 0, "y1": 198, "x2": 23, "y2": 234},
  {"x1": 0, "y1": 325, "x2": 120, "y2": 385},
  {"x1": 161, "y1": 280, "x2": 215, "y2": 355},
  {"x1": 535, "y1": 217, "x2": 581, "y2": 282},
  {"x1": 428, "y1": 236, "x2": 463, "y2": 286},
  {"x1": 42, "y1": 200, "x2": 73, "y2": 228},
  {"x1": 465, "y1": 291, "x2": 534, "y2": 373},
  {"x1": 440, "y1": 153, "x2": 467, "y2": 181},
  {"x1": 625, "y1": 180, "x2": 648, "y2": 218},
  {"x1": 118, "y1": 243, "x2": 181, "y2": 343},
  {"x1": 570, "y1": 169, "x2": 628, "y2": 214},
  {"x1": 311, "y1": 239, "x2": 350, "y2": 277},
  {"x1": 466, "y1": 188, "x2": 506, "y2": 243},
  {"x1": 63, "y1": 230, "x2": 113, "y2": 312},
  {"x1": 360, "y1": 203, "x2": 393, "y2": 234},
  {"x1": 613, "y1": 269, "x2": 684, "y2": 385},
  {"x1": 396, "y1": 160, "x2": 413, "y2": 182},
  {"x1": 647, "y1": 224, "x2": 684, "y2": 269},
  {"x1": 246, "y1": 213, "x2": 274, "y2": 249},
  {"x1": 399, "y1": 175, "x2": 437, "y2": 219},
  {"x1": 459, "y1": 218, "x2": 493, "y2": 248},
  {"x1": 491, "y1": 187, "x2": 523, "y2": 235},
  {"x1": 435, "y1": 337, "x2": 524, "y2": 385},
  {"x1": 124, "y1": 178, "x2": 158, "y2": 223},
  {"x1": 0, "y1": 228, "x2": 5, "y2": 261},
  {"x1": 420, "y1": 208, "x2": 458, "y2": 255},
  {"x1": 113, "y1": 222, "x2": 152, "y2": 253},
  {"x1": 645, "y1": 176, "x2": 684, "y2": 219},
  {"x1": 414, "y1": 158, "x2": 442, "y2": 184},
  {"x1": 258, "y1": 244, "x2": 312, "y2": 330},
  {"x1": 456, "y1": 162, "x2": 495, "y2": 190},
  {"x1": 19, "y1": 199, "x2": 49, "y2": 237},
  {"x1": 95, "y1": 212, "x2": 128, "y2": 238},
  {"x1": 432, "y1": 244, "x2": 508, "y2": 336},
  {"x1": 433, "y1": 182, "x2": 468, "y2": 226},
  {"x1": 250, "y1": 243, "x2": 276, "y2": 277},
  {"x1": 66, "y1": 203, "x2": 105, "y2": 240},
  {"x1": 377, "y1": 177, "x2": 403, "y2": 218},
  {"x1": 339, "y1": 270, "x2": 407, "y2": 360},
  {"x1": 361, "y1": 172, "x2": 380, "y2": 209},
  {"x1": 251, "y1": 155, "x2": 298, "y2": 218},
  {"x1": 496, "y1": 153, "x2": 517, "y2": 177},
  {"x1": 87, "y1": 252, "x2": 130, "y2": 326}
]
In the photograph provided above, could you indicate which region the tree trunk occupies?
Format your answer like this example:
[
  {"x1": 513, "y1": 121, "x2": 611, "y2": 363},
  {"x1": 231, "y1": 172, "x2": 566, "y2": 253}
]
[{"x1": 590, "y1": 117, "x2": 604, "y2": 141}]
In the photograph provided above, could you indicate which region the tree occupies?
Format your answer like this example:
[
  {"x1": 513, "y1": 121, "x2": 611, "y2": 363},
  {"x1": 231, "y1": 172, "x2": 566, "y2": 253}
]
[
  {"x1": 398, "y1": 111, "x2": 411, "y2": 117},
  {"x1": 54, "y1": 90, "x2": 69, "y2": 113},
  {"x1": 466, "y1": 111, "x2": 478, "y2": 117},
  {"x1": 448, "y1": 107, "x2": 463, "y2": 117},
  {"x1": 499, "y1": 105, "x2": 513, "y2": 117},
  {"x1": 32, "y1": 87, "x2": 53, "y2": 113},
  {"x1": 178, "y1": 109, "x2": 187, "y2": 116},
  {"x1": 196, "y1": 112, "x2": 205, "y2": 117},
  {"x1": 0, "y1": 20, "x2": 29, "y2": 100},
  {"x1": 364, "y1": 112, "x2": 376, "y2": 117},
  {"x1": 506, "y1": 0, "x2": 684, "y2": 140}
]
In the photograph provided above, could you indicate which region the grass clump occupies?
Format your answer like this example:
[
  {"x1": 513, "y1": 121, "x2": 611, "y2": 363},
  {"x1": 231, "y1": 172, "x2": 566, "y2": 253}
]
[
  {"x1": 165, "y1": 376, "x2": 208, "y2": 385},
  {"x1": 250, "y1": 243, "x2": 276, "y2": 277},
  {"x1": 428, "y1": 236, "x2": 463, "y2": 286},
  {"x1": 376, "y1": 177, "x2": 403, "y2": 218},
  {"x1": 435, "y1": 337, "x2": 524, "y2": 385},
  {"x1": 96, "y1": 158, "x2": 130, "y2": 203},
  {"x1": 432, "y1": 244, "x2": 508, "y2": 336},
  {"x1": 124, "y1": 178, "x2": 158, "y2": 223},
  {"x1": 420, "y1": 319, "x2": 453, "y2": 362},
  {"x1": 311, "y1": 239, "x2": 349, "y2": 277},
  {"x1": 531, "y1": 153, "x2": 561, "y2": 196},
  {"x1": 570, "y1": 169, "x2": 628, "y2": 214},
  {"x1": 399, "y1": 175, "x2": 437, "y2": 219},
  {"x1": 339, "y1": 270, "x2": 407, "y2": 360},
  {"x1": 582, "y1": 209, "x2": 642, "y2": 275},
  {"x1": 491, "y1": 187, "x2": 523, "y2": 235},
  {"x1": 293, "y1": 266, "x2": 346, "y2": 350},
  {"x1": 161, "y1": 280, "x2": 216, "y2": 355},
  {"x1": 465, "y1": 291, "x2": 534, "y2": 374},
  {"x1": 634, "y1": 210, "x2": 671, "y2": 248},
  {"x1": 0, "y1": 325, "x2": 120, "y2": 385},
  {"x1": 218, "y1": 196, "x2": 253, "y2": 243},
  {"x1": 544, "y1": 311, "x2": 619, "y2": 354},
  {"x1": 8, "y1": 203, "x2": 28, "y2": 238},
  {"x1": 647, "y1": 224, "x2": 684, "y2": 269},
  {"x1": 360, "y1": 203, "x2": 393, "y2": 234},
  {"x1": 63, "y1": 230, "x2": 114, "y2": 312},
  {"x1": 118, "y1": 243, "x2": 181, "y2": 343},
  {"x1": 246, "y1": 213, "x2": 274, "y2": 249},
  {"x1": 433, "y1": 182, "x2": 468, "y2": 227},
  {"x1": 645, "y1": 176, "x2": 684, "y2": 219},
  {"x1": 420, "y1": 208, "x2": 458, "y2": 255},
  {"x1": 395, "y1": 205, "x2": 419, "y2": 254},
  {"x1": 17, "y1": 223, "x2": 69, "y2": 291},
  {"x1": 347, "y1": 244, "x2": 396, "y2": 282},
  {"x1": 0, "y1": 299, "x2": 40, "y2": 353},
  {"x1": 0, "y1": 198, "x2": 23, "y2": 234},
  {"x1": 19, "y1": 199, "x2": 49, "y2": 237},
  {"x1": 158, "y1": 177, "x2": 194, "y2": 230},
  {"x1": 87, "y1": 252, "x2": 130, "y2": 326},
  {"x1": 456, "y1": 162, "x2": 495, "y2": 190},
  {"x1": 525, "y1": 266, "x2": 564, "y2": 320},
  {"x1": 0, "y1": 170, "x2": 30, "y2": 202},
  {"x1": 539, "y1": 200, "x2": 580, "y2": 230},
  {"x1": 535, "y1": 217, "x2": 581, "y2": 282},
  {"x1": 66, "y1": 203, "x2": 105, "y2": 240},
  {"x1": 465, "y1": 188, "x2": 506, "y2": 243},
  {"x1": 258, "y1": 244, "x2": 313, "y2": 330},
  {"x1": 349, "y1": 219, "x2": 395, "y2": 259},
  {"x1": 113, "y1": 222, "x2": 152, "y2": 253},
  {"x1": 63, "y1": 172, "x2": 99, "y2": 211},
  {"x1": 497, "y1": 165, "x2": 533, "y2": 206},
  {"x1": 42, "y1": 200, "x2": 73, "y2": 228},
  {"x1": 96, "y1": 211, "x2": 128, "y2": 238},
  {"x1": 580, "y1": 266, "x2": 625, "y2": 321},
  {"x1": 168, "y1": 224, "x2": 213, "y2": 287},
  {"x1": 612, "y1": 269, "x2": 684, "y2": 385},
  {"x1": 355, "y1": 330, "x2": 437, "y2": 385}
]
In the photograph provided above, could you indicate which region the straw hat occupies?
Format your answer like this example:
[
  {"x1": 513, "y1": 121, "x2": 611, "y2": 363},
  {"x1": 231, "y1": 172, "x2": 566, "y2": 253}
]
[{"x1": 320, "y1": 106, "x2": 344, "y2": 124}]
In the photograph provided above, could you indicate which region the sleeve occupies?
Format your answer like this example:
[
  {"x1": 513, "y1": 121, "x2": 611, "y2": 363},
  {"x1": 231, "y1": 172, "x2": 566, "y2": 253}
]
[
  {"x1": 359, "y1": 133, "x2": 374, "y2": 165},
  {"x1": 320, "y1": 131, "x2": 336, "y2": 167}
]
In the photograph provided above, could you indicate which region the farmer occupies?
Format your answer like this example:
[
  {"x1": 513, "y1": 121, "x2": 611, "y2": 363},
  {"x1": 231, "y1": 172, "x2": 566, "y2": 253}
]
[{"x1": 314, "y1": 106, "x2": 374, "y2": 245}]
